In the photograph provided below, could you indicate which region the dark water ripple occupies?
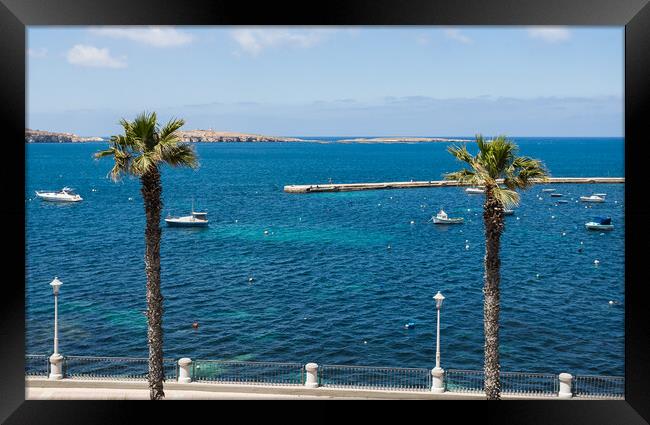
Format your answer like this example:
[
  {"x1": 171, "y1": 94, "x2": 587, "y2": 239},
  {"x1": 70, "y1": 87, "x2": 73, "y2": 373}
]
[{"x1": 26, "y1": 138, "x2": 624, "y2": 375}]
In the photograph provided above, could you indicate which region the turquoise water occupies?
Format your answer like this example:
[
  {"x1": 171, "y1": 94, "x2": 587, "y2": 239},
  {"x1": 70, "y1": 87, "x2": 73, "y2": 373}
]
[{"x1": 25, "y1": 138, "x2": 624, "y2": 375}]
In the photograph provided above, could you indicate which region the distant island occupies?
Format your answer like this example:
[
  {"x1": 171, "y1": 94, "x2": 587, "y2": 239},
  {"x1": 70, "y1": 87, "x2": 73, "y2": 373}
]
[
  {"x1": 25, "y1": 129, "x2": 472, "y2": 144},
  {"x1": 338, "y1": 137, "x2": 471, "y2": 144},
  {"x1": 25, "y1": 129, "x2": 104, "y2": 143},
  {"x1": 176, "y1": 130, "x2": 309, "y2": 143}
]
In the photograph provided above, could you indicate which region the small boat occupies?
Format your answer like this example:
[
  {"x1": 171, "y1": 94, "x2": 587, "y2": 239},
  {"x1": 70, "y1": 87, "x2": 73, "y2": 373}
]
[
  {"x1": 550, "y1": 193, "x2": 564, "y2": 197},
  {"x1": 593, "y1": 193, "x2": 607, "y2": 197},
  {"x1": 404, "y1": 322, "x2": 416, "y2": 329},
  {"x1": 580, "y1": 195, "x2": 605, "y2": 203},
  {"x1": 465, "y1": 187, "x2": 485, "y2": 194},
  {"x1": 585, "y1": 217, "x2": 614, "y2": 231},
  {"x1": 165, "y1": 200, "x2": 209, "y2": 227},
  {"x1": 556, "y1": 200, "x2": 569, "y2": 204},
  {"x1": 432, "y1": 209, "x2": 464, "y2": 224},
  {"x1": 541, "y1": 188, "x2": 556, "y2": 192},
  {"x1": 503, "y1": 209, "x2": 515, "y2": 215},
  {"x1": 35, "y1": 187, "x2": 83, "y2": 202}
]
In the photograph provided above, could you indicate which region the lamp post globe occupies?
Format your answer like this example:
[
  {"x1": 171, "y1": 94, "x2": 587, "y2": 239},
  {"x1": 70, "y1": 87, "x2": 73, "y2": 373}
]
[
  {"x1": 434, "y1": 291, "x2": 445, "y2": 309},
  {"x1": 50, "y1": 277, "x2": 62, "y2": 295}
]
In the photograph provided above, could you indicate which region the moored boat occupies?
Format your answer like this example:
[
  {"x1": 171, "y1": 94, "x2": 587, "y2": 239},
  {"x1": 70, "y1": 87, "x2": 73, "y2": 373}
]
[
  {"x1": 165, "y1": 200, "x2": 209, "y2": 227},
  {"x1": 541, "y1": 188, "x2": 556, "y2": 192},
  {"x1": 165, "y1": 211, "x2": 209, "y2": 227},
  {"x1": 550, "y1": 193, "x2": 564, "y2": 197},
  {"x1": 432, "y1": 209, "x2": 464, "y2": 224},
  {"x1": 465, "y1": 187, "x2": 485, "y2": 194},
  {"x1": 580, "y1": 195, "x2": 605, "y2": 203},
  {"x1": 503, "y1": 209, "x2": 514, "y2": 215},
  {"x1": 585, "y1": 217, "x2": 613, "y2": 231},
  {"x1": 35, "y1": 187, "x2": 83, "y2": 202}
]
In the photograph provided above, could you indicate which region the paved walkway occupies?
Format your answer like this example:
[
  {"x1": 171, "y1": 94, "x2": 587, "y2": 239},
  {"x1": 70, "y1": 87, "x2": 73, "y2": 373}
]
[{"x1": 26, "y1": 387, "x2": 367, "y2": 400}]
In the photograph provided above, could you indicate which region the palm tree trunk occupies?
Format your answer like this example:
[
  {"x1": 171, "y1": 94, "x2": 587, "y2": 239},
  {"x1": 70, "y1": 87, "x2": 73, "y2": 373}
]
[
  {"x1": 483, "y1": 187, "x2": 504, "y2": 400},
  {"x1": 141, "y1": 167, "x2": 165, "y2": 400}
]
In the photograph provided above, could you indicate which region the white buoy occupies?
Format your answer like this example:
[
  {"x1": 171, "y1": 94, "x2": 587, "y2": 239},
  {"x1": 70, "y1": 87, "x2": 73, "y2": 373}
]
[
  {"x1": 594, "y1": 259, "x2": 600, "y2": 265},
  {"x1": 387, "y1": 245, "x2": 391, "y2": 250},
  {"x1": 465, "y1": 244, "x2": 470, "y2": 250},
  {"x1": 551, "y1": 215, "x2": 555, "y2": 219},
  {"x1": 536, "y1": 273, "x2": 540, "y2": 278},
  {"x1": 516, "y1": 217, "x2": 520, "y2": 220},
  {"x1": 128, "y1": 197, "x2": 133, "y2": 201},
  {"x1": 608, "y1": 300, "x2": 615, "y2": 305},
  {"x1": 363, "y1": 341, "x2": 367, "y2": 344},
  {"x1": 264, "y1": 230, "x2": 269, "y2": 235},
  {"x1": 615, "y1": 201, "x2": 618, "y2": 204},
  {"x1": 580, "y1": 241, "x2": 584, "y2": 245},
  {"x1": 248, "y1": 277, "x2": 254, "y2": 282},
  {"x1": 410, "y1": 220, "x2": 415, "y2": 225},
  {"x1": 562, "y1": 232, "x2": 566, "y2": 236}
]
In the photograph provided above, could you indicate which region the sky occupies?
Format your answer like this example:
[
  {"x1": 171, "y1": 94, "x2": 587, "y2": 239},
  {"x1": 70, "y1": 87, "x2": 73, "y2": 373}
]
[{"x1": 27, "y1": 26, "x2": 624, "y2": 137}]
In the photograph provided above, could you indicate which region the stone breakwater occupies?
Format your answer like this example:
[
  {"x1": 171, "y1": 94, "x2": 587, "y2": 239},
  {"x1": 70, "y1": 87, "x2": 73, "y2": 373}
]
[
  {"x1": 25, "y1": 129, "x2": 104, "y2": 143},
  {"x1": 177, "y1": 130, "x2": 307, "y2": 143},
  {"x1": 338, "y1": 137, "x2": 471, "y2": 143},
  {"x1": 284, "y1": 177, "x2": 625, "y2": 193}
]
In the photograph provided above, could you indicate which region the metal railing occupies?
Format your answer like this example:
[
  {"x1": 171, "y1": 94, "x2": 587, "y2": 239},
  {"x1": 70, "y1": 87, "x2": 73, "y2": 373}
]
[
  {"x1": 574, "y1": 375, "x2": 624, "y2": 399},
  {"x1": 62, "y1": 356, "x2": 177, "y2": 381},
  {"x1": 319, "y1": 365, "x2": 432, "y2": 392},
  {"x1": 25, "y1": 354, "x2": 49, "y2": 377},
  {"x1": 446, "y1": 370, "x2": 558, "y2": 397},
  {"x1": 192, "y1": 360, "x2": 304, "y2": 386},
  {"x1": 26, "y1": 354, "x2": 624, "y2": 398}
]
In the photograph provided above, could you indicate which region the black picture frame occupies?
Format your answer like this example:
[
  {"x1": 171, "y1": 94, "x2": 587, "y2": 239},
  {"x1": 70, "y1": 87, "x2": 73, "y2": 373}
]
[{"x1": 2, "y1": 0, "x2": 649, "y2": 422}]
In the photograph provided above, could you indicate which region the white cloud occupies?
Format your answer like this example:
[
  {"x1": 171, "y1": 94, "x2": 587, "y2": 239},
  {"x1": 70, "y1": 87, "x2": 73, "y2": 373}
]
[
  {"x1": 443, "y1": 29, "x2": 472, "y2": 44},
  {"x1": 89, "y1": 26, "x2": 194, "y2": 47},
  {"x1": 230, "y1": 28, "x2": 333, "y2": 55},
  {"x1": 66, "y1": 45, "x2": 126, "y2": 68},
  {"x1": 527, "y1": 27, "x2": 571, "y2": 43},
  {"x1": 28, "y1": 47, "x2": 48, "y2": 58}
]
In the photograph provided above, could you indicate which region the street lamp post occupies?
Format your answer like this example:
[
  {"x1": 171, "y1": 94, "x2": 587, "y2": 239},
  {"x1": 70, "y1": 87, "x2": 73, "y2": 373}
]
[
  {"x1": 431, "y1": 291, "x2": 445, "y2": 393},
  {"x1": 48, "y1": 277, "x2": 63, "y2": 380}
]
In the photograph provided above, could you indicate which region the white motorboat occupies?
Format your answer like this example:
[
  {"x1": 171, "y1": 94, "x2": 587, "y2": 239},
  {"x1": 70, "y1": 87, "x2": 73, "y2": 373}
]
[
  {"x1": 585, "y1": 217, "x2": 614, "y2": 231},
  {"x1": 580, "y1": 195, "x2": 605, "y2": 203},
  {"x1": 165, "y1": 211, "x2": 209, "y2": 227},
  {"x1": 503, "y1": 209, "x2": 515, "y2": 215},
  {"x1": 465, "y1": 187, "x2": 485, "y2": 194},
  {"x1": 165, "y1": 200, "x2": 209, "y2": 227},
  {"x1": 541, "y1": 188, "x2": 556, "y2": 192},
  {"x1": 550, "y1": 193, "x2": 564, "y2": 197},
  {"x1": 432, "y1": 209, "x2": 464, "y2": 224},
  {"x1": 35, "y1": 187, "x2": 83, "y2": 202},
  {"x1": 593, "y1": 193, "x2": 607, "y2": 197}
]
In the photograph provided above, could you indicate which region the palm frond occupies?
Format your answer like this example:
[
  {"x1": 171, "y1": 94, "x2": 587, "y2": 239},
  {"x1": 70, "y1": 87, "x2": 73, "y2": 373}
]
[
  {"x1": 158, "y1": 118, "x2": 186, "y2": 145},
  {"x1": 447, "y1": 144, "x2": 473, "y2": 164},
  {"x1": 492, "y1": 186, "x2": 520, "y2": 208},
  {"x1": 157, "y1": 143, "x2": 198, "y2": 168}
]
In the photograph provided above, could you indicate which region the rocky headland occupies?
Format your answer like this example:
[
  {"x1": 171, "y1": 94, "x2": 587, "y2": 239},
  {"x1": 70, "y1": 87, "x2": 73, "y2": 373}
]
[{"x1": 25, "y1": 129, "x2": 104, "y2": 143}]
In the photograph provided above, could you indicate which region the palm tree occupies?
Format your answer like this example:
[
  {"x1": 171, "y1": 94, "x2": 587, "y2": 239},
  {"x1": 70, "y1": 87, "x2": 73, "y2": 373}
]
[
  {"x1": 445, "y1": 135, "x2": 548, "y2": 400},
  {"x1": 95, "y1": 112, "x2": 197, "y2": 400}
]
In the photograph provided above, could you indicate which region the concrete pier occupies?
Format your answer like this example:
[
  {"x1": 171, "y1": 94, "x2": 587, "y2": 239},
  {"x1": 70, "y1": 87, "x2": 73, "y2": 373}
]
[{"x1": 284, "y1": 177, "x2": 624, "y2": 194}]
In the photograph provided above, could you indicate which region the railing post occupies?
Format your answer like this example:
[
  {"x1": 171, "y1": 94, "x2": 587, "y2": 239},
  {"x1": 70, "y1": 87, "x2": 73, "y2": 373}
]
[
  {"x1": 48, "y1": 353, "x2": 64, "y2": 380},
  {"x1": 305, "y1": 363, "x2": 319, "y2": 388},
  {"x1": 558, "y1": 373, "x2": 573, "y2": 398},
  {"x1": 431, "y1": 367, "x2": 445, "y2": 393},
  {"x1": 178, "y1": 358, "x2": 192, "y2": 383}
]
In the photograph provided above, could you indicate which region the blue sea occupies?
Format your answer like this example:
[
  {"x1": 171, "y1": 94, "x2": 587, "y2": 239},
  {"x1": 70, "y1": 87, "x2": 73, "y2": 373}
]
[{"x1": 25, "y1": 137, "x2": 625, "y2": 376}]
